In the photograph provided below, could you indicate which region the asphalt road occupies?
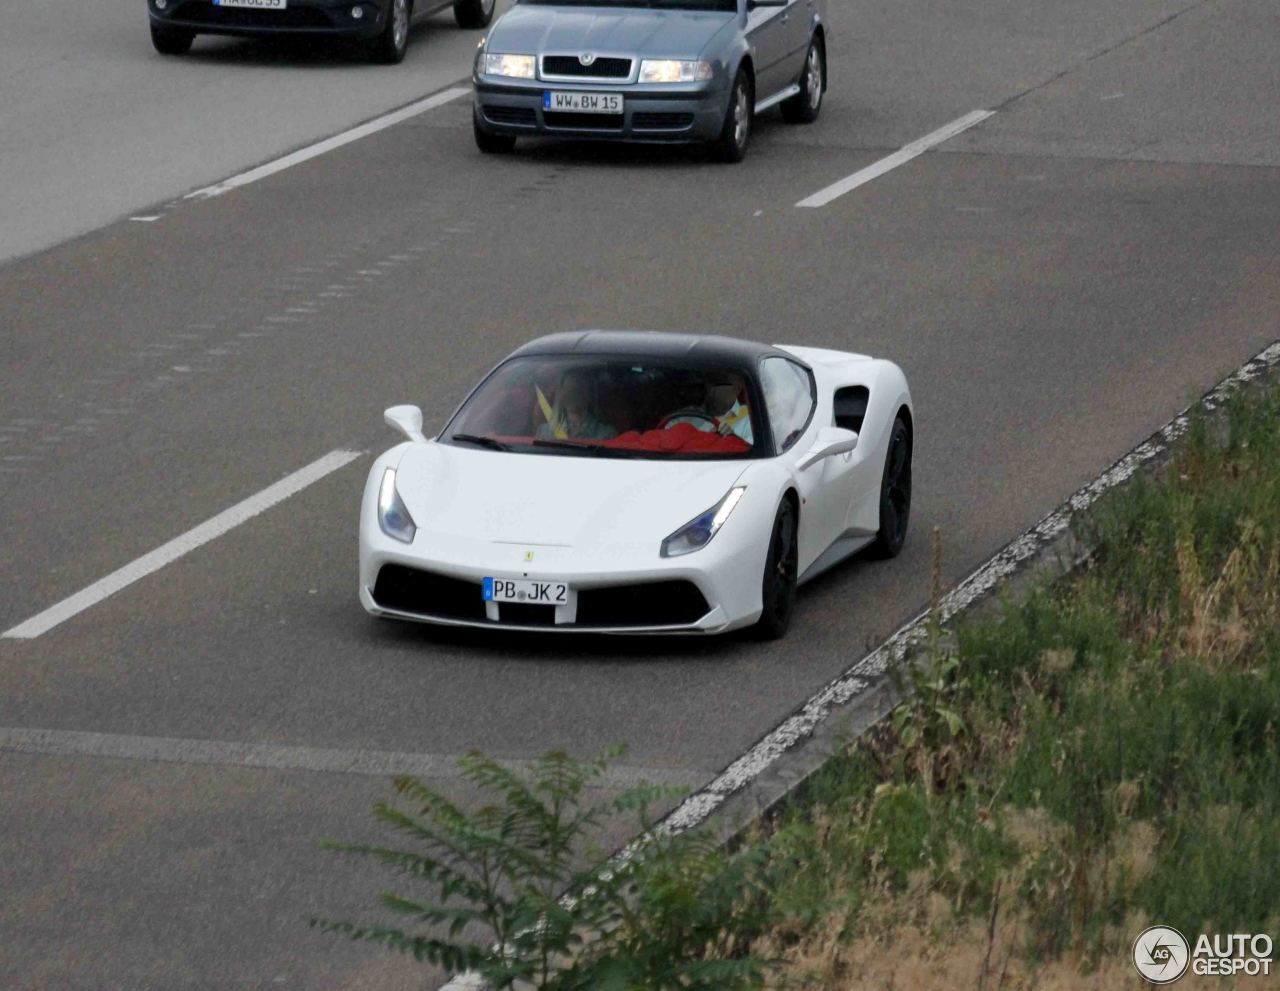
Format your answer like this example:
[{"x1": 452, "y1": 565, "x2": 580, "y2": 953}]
[
  {"x1": 0, "y1": 0, "x2": 504, "y2": 266},
  {"x1": 2, "y1": 0, "x2": 1279, "y2": 988}
]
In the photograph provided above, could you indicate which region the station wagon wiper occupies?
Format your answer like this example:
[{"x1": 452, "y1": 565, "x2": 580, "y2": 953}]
[{"x1": 450, "y1": 433, "x2": 511, "y2": 451}]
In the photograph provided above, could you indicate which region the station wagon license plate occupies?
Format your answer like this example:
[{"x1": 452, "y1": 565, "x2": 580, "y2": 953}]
[
  {"x1": 543, "y1": 91, "x2": 623, "y2": 114},
  {"x1": 483, "y1": 577, "x2": 569, "y2": 605},
  {"x1": 214, "y1": 0, "x2": 287, "y2": 8}
]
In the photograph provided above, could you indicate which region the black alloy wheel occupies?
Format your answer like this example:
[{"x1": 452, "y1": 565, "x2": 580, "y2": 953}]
[
  {"x1": 151, "y1": 24, "x2": 195, "y2": 55},
  {"x1": 755, "y1": 497, "x2": 799, "y2": 639},
  {"x1": 869, "y1": 417, "x2": 912, "y2": 558},
  {"x1": 454, "y1": 0, "x2": 495, "y2": 30},
  {"x1": 781, "y1": 36, "x2": 824, "y2": 124},
  {"x1": 710, "y1": 69, "x2": 752, "y2": 163},
  {"x1": 368, "y1": 0, "x2": 410, "y2": 63}
]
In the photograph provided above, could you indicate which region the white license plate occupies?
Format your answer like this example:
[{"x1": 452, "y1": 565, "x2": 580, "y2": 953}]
[
  {"x1": 214, "y1": 0, "x2": 288, "y2": 8},
  {"x1": 543, "y1": 91, "x2": 623, "y2": 114},
  {"x1": 482, "y1": 577, "x2": 569, "y2": 605}
]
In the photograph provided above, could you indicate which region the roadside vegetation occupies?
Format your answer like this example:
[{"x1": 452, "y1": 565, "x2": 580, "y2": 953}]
[{"x1": 317, "y1": 386, "x2": 1280, "y2": 988}]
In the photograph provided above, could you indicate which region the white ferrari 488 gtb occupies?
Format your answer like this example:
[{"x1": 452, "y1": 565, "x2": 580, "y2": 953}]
[{"x1": 359, "y1": 331, "x2": 912, "y2": 639}]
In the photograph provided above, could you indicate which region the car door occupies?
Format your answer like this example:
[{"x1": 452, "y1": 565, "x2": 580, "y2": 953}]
[
  {"x1": 761, "y1": 356, "x2": 848, "y2": 573},
  {"x1": 744, "y1": 0, "x2": 792, "y2": 103},
  {"x1": 780, "y1": 0, "x2": 814, "y2": 86}
]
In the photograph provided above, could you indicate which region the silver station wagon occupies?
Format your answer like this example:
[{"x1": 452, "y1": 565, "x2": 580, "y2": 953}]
[{"x1": 471, "y1": 0, "x2": 827, "y2": 161}]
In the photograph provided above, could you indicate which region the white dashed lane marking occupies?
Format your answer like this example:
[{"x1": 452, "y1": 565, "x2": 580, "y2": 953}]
[
  {"x1": 2, "y1": 449, "x2": 363, "y2": 639},
  {"x1": 183, "y1": 87, "x2": 469, "y2": 202},
  {"x1": 795, "y1": 110, "x2": 995, "y2": 208}
]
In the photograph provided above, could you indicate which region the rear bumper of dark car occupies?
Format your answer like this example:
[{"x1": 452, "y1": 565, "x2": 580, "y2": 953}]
[
  {"x1": 473, "y1": 78, "x2": 727, "y2": 144},
  {"x1": 147, "y1": 0, "x2": 389, "y2": 39}
]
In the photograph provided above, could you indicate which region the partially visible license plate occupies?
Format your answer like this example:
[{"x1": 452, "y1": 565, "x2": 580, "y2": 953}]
[
  {"x1": 483, "y1": 577, "x2": 569, "y2": 605},
  {"x1": 214, "y1": 0, "x2": 288, "y2": 8},
  {"x1": 543, "y1": 91, "x2": 623, "y2": 114}
]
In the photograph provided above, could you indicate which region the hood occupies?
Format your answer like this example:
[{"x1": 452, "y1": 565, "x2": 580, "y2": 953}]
[
  {"x1": 486, "y1": 5, "x2": 735, "y2": 61},
  {"x1": 395, "y1": 442, "x2": 748, "y2": 548}
]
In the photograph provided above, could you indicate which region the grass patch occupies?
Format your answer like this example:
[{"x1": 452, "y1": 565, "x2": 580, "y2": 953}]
[{"x1": 748, "y1": 386, "x2": 1280, "y2": 987}]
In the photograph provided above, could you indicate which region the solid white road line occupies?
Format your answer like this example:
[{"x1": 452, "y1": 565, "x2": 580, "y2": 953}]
[
  {"x1": 1, "y1": 449, "x2": 362, "y2": 639},
  {"x1": 795, "y1": 109, "x2": 995, "y2": 208},
  {"x1": 184, "y1": 87, "x2": 470, "y2": 201},
  {"x1": 0, "y1": 727, "x2": 709, "y2": 789}
]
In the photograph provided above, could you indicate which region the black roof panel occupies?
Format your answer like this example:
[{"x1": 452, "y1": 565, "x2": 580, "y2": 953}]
[{"x1": 509, "y1": 330, "x2": 802, "y2": 368}]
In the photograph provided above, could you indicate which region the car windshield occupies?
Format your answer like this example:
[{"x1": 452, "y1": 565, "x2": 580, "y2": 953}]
[
  {"x1": 442, "y1": 355, "x2": 759, "y2": 460},
  {"x1": 522, "y1": 0, "x2": 735, "y2": 10}
]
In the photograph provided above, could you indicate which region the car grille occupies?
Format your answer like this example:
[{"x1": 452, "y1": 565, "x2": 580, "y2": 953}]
[
  {"x1": 631, "y1": 112, "x2": 695, "y2": 130},
  {"x1": 542, "y1": 111, "x2": 623, "y2": 131},
  {"x1": 167, "y1": 1, "x2": 335, "y2": 28},
  {"x1": 372, "y1": 566, "x2": 710, "y2": 629},
  {"x1": 576, "y1": 581, "x2": 709, "y2": 628},
  {"x1": 372, "y1": 565, "x2": 487, "y2": 622},
  {"x1": 483, "y1": 106, "x2": 538, "y2": 126},
  {"x1": 541, "y1": 56, "x2": 632, "y2": 79}
]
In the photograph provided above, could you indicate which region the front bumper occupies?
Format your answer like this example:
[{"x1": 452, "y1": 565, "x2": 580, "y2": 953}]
[
  {"x1": 147, "y1": 0, "x2": 389, "y2": 39},
  {"x1": 359, "y1": 523, "x2": 765, "y2": 636},
  {"x1": 473, "y1": 77, "x2": 727, "y2": 143}
]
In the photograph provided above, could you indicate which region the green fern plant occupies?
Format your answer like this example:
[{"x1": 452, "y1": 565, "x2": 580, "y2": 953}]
[{"x1": 311, "y1": 746, "x2": 780, "y2": 990}]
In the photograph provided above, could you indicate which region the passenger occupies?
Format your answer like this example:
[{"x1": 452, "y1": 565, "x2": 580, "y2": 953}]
[
  {"x1": 536, "y1": 368, "x2": 617, "y2": 440},
  {"x1": 665, "y1": 372, "x2": 753, "y2": 444}
]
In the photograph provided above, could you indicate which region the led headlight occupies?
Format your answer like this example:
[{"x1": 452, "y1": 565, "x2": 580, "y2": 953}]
[
  {"x1": 661, "y1": 486, "x2": 745, "y2": 557},
  {"x1": 638, "y1": 59, "x2": 713, "y2": 83},
  {"x1": 378, "y1": 468, "x2": 416, "y2": 544},
  {"x1": 479, "y1": 53, "x2": 536, "y2": 79}
]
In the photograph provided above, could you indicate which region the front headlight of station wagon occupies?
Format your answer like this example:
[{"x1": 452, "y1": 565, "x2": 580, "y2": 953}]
[
  {"x1": 479, "y1": 53, "x2": 536, "y2": 79},
  {"x1": 638, "y1": 59, "x2": 714, "y2": 83}
]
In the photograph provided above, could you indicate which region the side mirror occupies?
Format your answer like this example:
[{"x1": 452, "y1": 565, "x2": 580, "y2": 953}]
[
  {"x1": 384, "y1": 405, "x2": 426, "y2": 443},
  {"x1": 796, "y1": 425, "x2": 858, "y2": 471}
]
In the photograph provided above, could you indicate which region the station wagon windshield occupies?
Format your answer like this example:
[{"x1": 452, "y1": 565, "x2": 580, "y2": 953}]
[{"x1": 443, "y1": 355, "x2": 759, "y2": 459}]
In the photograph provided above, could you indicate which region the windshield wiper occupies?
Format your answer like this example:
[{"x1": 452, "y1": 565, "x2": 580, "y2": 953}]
[
  {"x1": 529, "y1": 438, "x2": 617, "y2": 455},
  {"x1": 531, "y1": 438, "x2": 666, "y2": 457},
  {"x1": 450, "y1": 433, "x2": 511, "y2": 451},
  {"x1": 530, "y1": 438, "x2": 686, "y2": 458}
]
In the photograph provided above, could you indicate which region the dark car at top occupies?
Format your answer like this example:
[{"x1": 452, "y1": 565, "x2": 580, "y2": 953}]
[
  {"x1": 472, "y1": 0, "x2": 827, "y2": 161},
  {"x1": 146, "y1": 0, "x2": 494, "y2": 63}
]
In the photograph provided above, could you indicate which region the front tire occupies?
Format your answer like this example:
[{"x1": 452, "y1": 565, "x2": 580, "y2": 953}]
[
  {"x1": 473, "y1": 111, "x2": 516, "y2": 154},
  {"x1": 781, "y1": 37, "x2": 824, "y2": 124},
  {"x1": 755, "y1": 498, "x2": 799, "y2": 640},
  {"x1": 453, "y1": 0, "x2": 495, "y2": 29},
  {"x1": 710, "y1": 69, "x2": 752, "y2": 164},
  {"x1": 367, "y1": 0, "x2": 410, "y2": 64},
  {"x1": 150, "y1": 24, "x2": 195, "y2": 55},
  {"x1": 868, "y1": 417, "x2": 912, "y2": 558}
]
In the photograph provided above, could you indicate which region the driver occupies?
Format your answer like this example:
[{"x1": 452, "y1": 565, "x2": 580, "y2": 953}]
[
  {"x1": 536, "y1": 368, "x2": 616, "y2": 440},
  {"x1": 665, "y1": 372, "x2": 753, "y2": 444}
]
